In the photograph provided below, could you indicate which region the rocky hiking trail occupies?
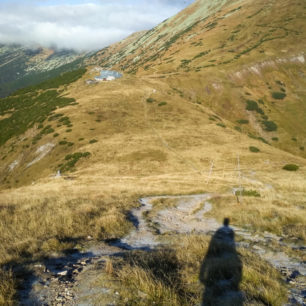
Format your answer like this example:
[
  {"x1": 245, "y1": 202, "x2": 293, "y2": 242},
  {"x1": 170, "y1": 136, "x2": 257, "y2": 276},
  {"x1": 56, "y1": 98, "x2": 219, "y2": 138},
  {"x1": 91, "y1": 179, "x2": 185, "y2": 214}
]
[{"x1": 19, "y1": 194, "x2": 305, "y2": 305}]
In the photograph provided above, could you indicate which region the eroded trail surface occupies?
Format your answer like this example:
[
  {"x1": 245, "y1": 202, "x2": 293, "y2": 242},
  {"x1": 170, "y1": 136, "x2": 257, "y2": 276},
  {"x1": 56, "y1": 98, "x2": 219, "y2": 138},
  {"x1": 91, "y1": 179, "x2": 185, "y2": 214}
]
[{"x1": 20, "y1": 194, "x2": 306, "y2": 305}]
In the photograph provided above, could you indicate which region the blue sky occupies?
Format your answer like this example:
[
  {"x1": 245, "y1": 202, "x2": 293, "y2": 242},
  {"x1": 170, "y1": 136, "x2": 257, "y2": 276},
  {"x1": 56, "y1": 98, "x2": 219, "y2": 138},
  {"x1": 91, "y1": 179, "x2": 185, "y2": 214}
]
[{"x1": 0, "y1": 0, "x2": 193, "y2": 50}]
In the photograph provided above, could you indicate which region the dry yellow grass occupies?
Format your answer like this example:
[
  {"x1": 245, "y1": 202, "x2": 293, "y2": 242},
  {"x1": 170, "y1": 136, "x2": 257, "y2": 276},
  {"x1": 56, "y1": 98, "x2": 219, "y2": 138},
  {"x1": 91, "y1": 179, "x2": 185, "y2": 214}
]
[
  {"x1": 0, "y1": 0, "x2": 305, "y2": 303},
  {"x1": 107, "y1": 235, "x2": 287, "y2": 305}
]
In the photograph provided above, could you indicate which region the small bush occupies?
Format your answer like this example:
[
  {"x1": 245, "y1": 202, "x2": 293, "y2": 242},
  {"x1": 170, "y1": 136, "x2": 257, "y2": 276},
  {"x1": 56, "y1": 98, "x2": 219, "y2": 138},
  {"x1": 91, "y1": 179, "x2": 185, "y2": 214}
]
[
  {"x1": 216, "y1": 123, "x2": 226, "y2": 128},
  {"x1": 291, "y1": 137, "x2": 297, "y2": 142},
  {"x1": 53, "y1": 133, "x2": 59, "y2": 137},
  {"x1": 262, "y1": 120, "x2": 277, "y2": 132},
  {"x1": 300, "y1": 146, "x2": 304, "y2": 151},
  {"x1": 272, "y1": 137, "x2": 279, "y2": 141},
  {"x1": 59, "y1": 140, "x2": 67, "y2": 145},
  {"x1": 282, "y1": 164, "x2": 299, "y2": 171},
  {"x1": 158, "y1": 102, "x2": 167, "y2": 107},
  {"x1": 234, "y1": 126, "x2": 241, "y2": 132},
  {"x1": 249, "y1": 146, "x2": 260, "y2": 153},
  {"x1": 61, "y1": 152, "x2": 91, "y2": 172},
  {"x1": 241, "y1": 189, "x2": 261, "y2": 197},
  {"x1": 272, "y1": 92, "x2": 286, "y2": 100},
  {"x1": 246, "y1": 100, "x2": 264, "y2": 114},
  {"x1": 258, "y1": 137, "x2": 269, "y2": 144},
  {"x1": 146, "y1": 98, "x2": 155, "y2": 103},
  {"x1": 89, "y1": 139, "x2": 98, "y2": 144},
  {"x1": 237, "y1": 119, "x2": 249, "y2": 124},
  {"x1": 66, "y1": 129, "x2": 72, "y2": 133}
]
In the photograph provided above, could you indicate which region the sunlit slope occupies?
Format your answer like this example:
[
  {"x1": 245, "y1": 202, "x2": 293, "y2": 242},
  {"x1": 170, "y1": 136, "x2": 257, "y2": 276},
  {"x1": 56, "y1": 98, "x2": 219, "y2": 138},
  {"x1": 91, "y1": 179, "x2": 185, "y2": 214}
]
[
  {"x1": 88, "y1": 0, "x2": 306, "y2": 157},
  {"x1": 0, "y1": 0, "x2": 305, "y2": 189},
  {"x1": 0, "y1": 70, "x2": 305, "y2": 190}
]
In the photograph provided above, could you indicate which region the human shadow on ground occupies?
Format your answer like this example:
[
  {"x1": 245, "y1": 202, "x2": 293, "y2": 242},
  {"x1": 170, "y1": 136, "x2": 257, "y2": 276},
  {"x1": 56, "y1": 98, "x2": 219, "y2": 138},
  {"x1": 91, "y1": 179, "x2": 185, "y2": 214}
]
[{"x1": 200, "y1": 218, "x2": 244, "y2": 306}]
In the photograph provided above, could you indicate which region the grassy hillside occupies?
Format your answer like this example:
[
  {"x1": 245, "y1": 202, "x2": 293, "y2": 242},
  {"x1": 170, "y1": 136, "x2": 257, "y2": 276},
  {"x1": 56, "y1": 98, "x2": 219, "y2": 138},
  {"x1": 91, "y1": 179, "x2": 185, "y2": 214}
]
[
  {"x1": 88, "y1": 0, "x2": 306, "y2": 158},
  {"x1": 0, "y1": 0, "x2": 305, "y2": 304}
]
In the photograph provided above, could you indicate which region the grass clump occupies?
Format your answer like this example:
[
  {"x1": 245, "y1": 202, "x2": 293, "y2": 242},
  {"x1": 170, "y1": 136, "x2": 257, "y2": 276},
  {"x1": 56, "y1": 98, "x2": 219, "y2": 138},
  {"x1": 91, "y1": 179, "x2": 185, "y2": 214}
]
[
  {"x1": 158, "y1": 102, "x2": 167, "y2": 107},
  {"x1": 89, "y1": 139, "x2": 98, "y2": 144},
  {"x1": 249, "y1": 146, "x2": 260, "y2": 153},
  {"x1": 262, "y1": 120, "x2": 278, "y2": 132},
  {"x1": 272, "y1": 92, "x2": 286, "y2": 100},
  {"x1": 282, "y1": 164, "x2": 299, "y2": 171}
]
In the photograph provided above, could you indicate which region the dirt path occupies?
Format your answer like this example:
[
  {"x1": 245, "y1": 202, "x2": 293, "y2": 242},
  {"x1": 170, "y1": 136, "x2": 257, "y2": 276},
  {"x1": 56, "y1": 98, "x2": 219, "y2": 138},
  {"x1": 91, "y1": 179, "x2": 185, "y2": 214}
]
[{"x1": 20, "y1": 194, "x2": 306, "y2": 305}]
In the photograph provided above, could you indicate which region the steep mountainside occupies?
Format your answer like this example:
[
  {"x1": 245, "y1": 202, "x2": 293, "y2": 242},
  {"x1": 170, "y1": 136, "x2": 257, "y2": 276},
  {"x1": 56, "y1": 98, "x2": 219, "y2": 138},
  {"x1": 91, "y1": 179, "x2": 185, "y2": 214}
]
[
  {"x1": 88, "y1": 0, "x2": 306, "y2": 158},
  {"x1": 0, "y1": 0, "x2": 304, "y2": 188},
  {"x1": 0, "y1": 44, "x2": 90, "y2": 97}
]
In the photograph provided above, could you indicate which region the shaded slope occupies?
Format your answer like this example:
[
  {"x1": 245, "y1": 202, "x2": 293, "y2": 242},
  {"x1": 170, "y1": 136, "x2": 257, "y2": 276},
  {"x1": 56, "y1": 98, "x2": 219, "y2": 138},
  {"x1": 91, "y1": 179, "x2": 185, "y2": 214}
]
[{"x1": 0, "y1": 44, "x2": 90, "y2": 97}]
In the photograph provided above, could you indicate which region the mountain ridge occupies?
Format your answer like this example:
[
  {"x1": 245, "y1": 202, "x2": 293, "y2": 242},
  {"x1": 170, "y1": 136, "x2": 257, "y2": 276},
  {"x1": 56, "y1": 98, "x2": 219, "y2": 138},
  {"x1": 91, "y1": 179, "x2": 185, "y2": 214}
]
[{"x1": 0, "y1": 44, "x2": 91, "y2": 97}]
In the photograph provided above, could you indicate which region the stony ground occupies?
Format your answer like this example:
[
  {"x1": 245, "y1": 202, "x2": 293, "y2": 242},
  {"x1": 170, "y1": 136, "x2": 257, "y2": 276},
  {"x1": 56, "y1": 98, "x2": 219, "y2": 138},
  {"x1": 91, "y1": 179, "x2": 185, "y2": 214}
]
[{"x1": 19, "y1": 194, "x2": 306, "y2": 305}]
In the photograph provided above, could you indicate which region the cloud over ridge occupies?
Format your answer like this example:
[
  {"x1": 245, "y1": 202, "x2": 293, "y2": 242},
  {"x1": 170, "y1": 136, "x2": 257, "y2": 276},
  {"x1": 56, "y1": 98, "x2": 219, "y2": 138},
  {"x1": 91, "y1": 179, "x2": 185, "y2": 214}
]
[{"x1": 0, "y1": 0, "x2": 193, "y2": 51}]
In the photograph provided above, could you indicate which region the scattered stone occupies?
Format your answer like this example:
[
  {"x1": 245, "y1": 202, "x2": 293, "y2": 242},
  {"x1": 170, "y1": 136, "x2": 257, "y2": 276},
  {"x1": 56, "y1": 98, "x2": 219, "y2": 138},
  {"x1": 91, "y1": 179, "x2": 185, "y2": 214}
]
[{"x1": 57, "y1": 270, "x2": 68, "y2": 276}]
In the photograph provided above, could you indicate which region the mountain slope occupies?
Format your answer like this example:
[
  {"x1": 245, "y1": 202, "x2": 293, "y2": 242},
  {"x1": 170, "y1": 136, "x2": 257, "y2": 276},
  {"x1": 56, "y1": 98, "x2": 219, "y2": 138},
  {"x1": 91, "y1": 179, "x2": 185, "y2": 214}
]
[
  {"x1": 0, "y1": 0, "x2": 304, "y2": 189},
  {"x1": 0, "y1": 44, "x2": 90, "y2": 97},
  {"x1": 0, "y1": 0, "x2": 305, "y2": 304},
  {"x1": 88, "y1": 0, "x2": 306, "y2": 158}
]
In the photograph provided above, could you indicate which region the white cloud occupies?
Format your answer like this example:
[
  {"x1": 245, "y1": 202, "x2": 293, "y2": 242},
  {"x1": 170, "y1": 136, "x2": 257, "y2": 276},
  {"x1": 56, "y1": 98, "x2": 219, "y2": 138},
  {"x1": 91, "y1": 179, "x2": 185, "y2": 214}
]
[{"x1": 0, "y1": 1, "x2": 193, "y2": 51}]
